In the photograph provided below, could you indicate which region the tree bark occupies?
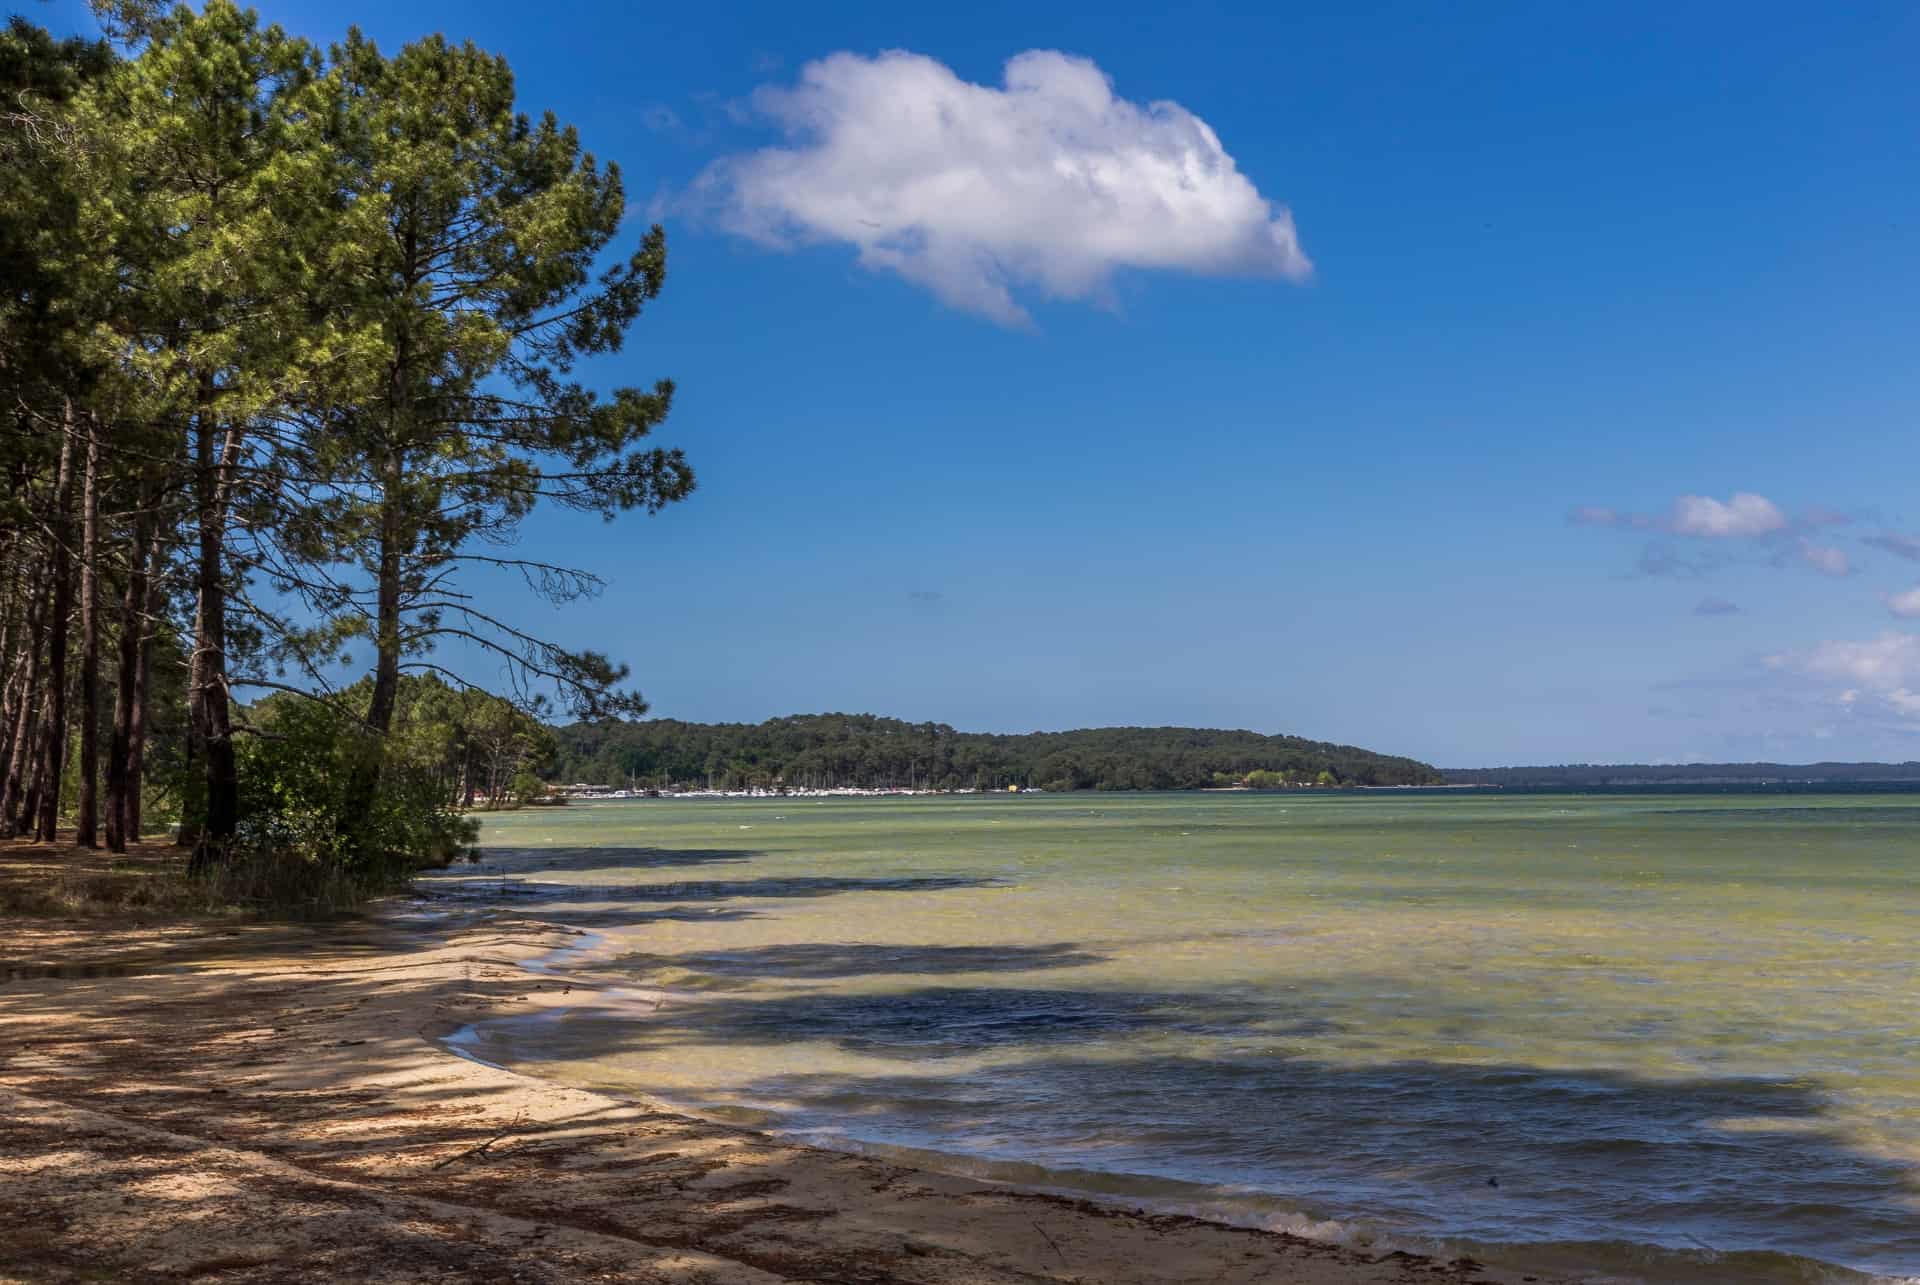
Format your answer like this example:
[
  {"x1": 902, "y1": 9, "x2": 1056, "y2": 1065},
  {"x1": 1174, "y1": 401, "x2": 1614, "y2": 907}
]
[
  {"x1": 187, "y1": 410, "x2": 242, "y2": 869},
  {"x1": 366, "y1": 452, "x2": 405, "y2": 736},
  {"x1": 0, "y1": 578, "x2": 47, "y2": 837},
  {"x1": 124, "y1": 537, "x2": 164, "y2": 847},
  {"x1": 105, "y1": 479, "x2": 160, "y2": 853},
  {"x1": 0, "y1": 569, "x2": 26, "y2": 778},
  {"x1": 75, "y1": 414, "x2": 103, "y2": 847},
  {"x1": 338, "y1": 449, "x2": 406, "y2": 860},
  {"x1": 33, "y1": 405, "x2": 78, "y2": 842}
]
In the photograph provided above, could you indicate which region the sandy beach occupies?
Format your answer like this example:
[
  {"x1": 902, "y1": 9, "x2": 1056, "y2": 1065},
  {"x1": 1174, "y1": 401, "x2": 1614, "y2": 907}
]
[{"x1": 0, "y1": 844, "x2": 1573, "y2": 1285}]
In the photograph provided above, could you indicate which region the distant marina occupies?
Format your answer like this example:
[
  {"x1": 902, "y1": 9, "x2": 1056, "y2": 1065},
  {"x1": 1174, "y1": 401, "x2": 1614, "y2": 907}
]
[{"x1": 555, "y1": 782, "x2": 1039, "y2": 800}]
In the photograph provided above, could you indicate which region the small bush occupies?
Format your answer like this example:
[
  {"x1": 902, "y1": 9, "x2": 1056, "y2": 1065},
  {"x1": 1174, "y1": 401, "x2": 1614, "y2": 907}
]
[{"x1": 227, "y1": 694, "x2": 478, "y2": 909}]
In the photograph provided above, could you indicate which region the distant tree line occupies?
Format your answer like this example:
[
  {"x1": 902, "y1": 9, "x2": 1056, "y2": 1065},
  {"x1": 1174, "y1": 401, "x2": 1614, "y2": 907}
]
[
  {"x1": 549, "y1": 714, "x2": 1443, "y2": 792},
  {"x1": 0, "y1": 3, "x2": 687, "y2": 899},
  {"x1": 1441, "y1": 762, "x2": 1920, "y2": 788}
]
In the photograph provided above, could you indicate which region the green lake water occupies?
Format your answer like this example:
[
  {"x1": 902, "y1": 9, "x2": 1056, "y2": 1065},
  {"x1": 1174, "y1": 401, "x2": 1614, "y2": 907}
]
[{"x1": 435, "y1": 791, "x2": 1920, "y2": 1282}]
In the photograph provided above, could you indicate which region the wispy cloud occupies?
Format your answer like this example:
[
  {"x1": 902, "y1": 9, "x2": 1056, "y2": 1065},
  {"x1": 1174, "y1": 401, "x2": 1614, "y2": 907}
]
[
  {"x1": 1635, "y1": 544, "x2": 1721, "y2": 579},
  {"x1": 1884, "y1": 586, "x2": 1920, "y2": 619},
  {"x1": 1863, "y1": 532, "x2": 1920, "y2": 562},
  {"x1": 1574, "y1": 492, "x2": 1856, "y2": 578},
  {"x1": 1671, "y1": 492, "x2": 1789, "y2": 538},
  {"x1": 1767, "y1": 632, "x2": 1920, "y2": 725},
  {"x1": 1571, "y1": 491, "x2": 1794, "y2": 538},
  {"x1": 689, "y1": 49, "x2": 1309, "y2": 326},
  {"x1": 1794, "y1": 540, "x2": 1851, "y2": 577},
  {"x1": 640, "y1": 104, "x2": 684, "y2": 134},
  {"x1": 1568, "y1": 504, "x2": 1634, "y2": 528}
]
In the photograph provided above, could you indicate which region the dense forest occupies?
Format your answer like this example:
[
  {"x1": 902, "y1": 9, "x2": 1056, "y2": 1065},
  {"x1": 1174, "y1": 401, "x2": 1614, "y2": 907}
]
[
  {"x1": 1442, "y1": 762, "x2": 1920, "y2": 788},
  {"x1": 0, "y1": 3, "x2": 687, "y2": 902},
  {"x1": 549, "y1": 714, "x2": 1444, "y2": 792}
]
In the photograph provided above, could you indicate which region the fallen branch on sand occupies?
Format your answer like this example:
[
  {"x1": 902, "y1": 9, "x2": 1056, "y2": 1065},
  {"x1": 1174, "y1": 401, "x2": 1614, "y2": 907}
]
[{"x1": 431, "y1": 1113, "x2": 526, "y2": 1169}]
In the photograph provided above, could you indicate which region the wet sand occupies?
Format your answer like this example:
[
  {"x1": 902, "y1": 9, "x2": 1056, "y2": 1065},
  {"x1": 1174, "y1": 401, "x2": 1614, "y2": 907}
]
[{"x1": 0, "y1": 866, "x2": 1569, "y2": 1283}]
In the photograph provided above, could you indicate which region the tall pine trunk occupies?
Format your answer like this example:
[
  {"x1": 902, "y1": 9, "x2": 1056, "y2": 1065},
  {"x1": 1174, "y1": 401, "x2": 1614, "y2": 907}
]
[
  {"x1": 366, "y1": 448, "x2": 405, "y2": 734},
  {"x1": 0, "y1": 574, "x2": 49, "y2": 836},
  {"x1": 339, "y1": 451, "x2": 405, "y2": 862},
  {"x1": 187, "y1": 411, "x2": 242, "y2": 869},
  {"x1": 126, "y1": 543, "x2": 164, "y2": 845},
  {"x1": 74, "y1": 414, "x2": 102, "y2": 847},
  {"x1": 105, "y1": 481, "x2": 160, "y2": 854},
  {"x1": 33, "y1": 410, "x2": 79, "y2": 842},
  {"x1": 0, "y1": 569, "x2": 25, "y2": 778}
]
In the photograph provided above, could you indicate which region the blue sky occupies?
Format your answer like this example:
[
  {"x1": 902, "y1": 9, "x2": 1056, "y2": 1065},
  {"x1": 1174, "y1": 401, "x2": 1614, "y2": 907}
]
[{"x1": 47, "y1": 0, "x2": 1920, "y2": 765}]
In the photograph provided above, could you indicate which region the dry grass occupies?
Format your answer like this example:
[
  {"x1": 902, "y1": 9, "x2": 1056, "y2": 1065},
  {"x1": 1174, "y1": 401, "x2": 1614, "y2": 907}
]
[
  {"x1": 0, "y1": 835, "x2": 393, "y2": 921},
  {"x1": 0, "y1": 837, "x2": 216, "y2": 919}
]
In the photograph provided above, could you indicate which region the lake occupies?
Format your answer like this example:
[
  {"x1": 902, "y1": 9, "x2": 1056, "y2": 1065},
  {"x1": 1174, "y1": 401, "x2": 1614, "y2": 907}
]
[{"x1": 435, "y1": 791, "x2": 1920, "y2": 1283}]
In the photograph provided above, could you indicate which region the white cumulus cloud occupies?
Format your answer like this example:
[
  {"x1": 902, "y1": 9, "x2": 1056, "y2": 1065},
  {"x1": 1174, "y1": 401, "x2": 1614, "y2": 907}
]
[
  {"x1": 692, "y1": 49, "x2": 1310, "y2": 325},
  {"x1": 1669, "y1": 492, "x2": 1789, "y2": 538}
]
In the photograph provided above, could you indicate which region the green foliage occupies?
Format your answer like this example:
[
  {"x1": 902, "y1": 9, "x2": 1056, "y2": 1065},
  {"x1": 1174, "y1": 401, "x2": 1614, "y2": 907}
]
[
  {"x1": 549, "y1": 713, "x2": 1443, "y2": 793},
  {"x1": 0, "y1": 5, "x2": 691, "y2": 904},
  {"x1": 270, "y1": 26, "x2": 692, "y2": 724},
  {"x1": 236, "y1": 684, "x2": 479, "y2": 888},
  {"x1": 67, "y1": 0, "x2": 342, "y2": 429}
]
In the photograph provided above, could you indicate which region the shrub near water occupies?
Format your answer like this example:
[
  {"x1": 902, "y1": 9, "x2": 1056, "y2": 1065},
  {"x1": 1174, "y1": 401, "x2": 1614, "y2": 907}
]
[{"x1": 234, "y1": 694, "x2": 478, "y2": 911}]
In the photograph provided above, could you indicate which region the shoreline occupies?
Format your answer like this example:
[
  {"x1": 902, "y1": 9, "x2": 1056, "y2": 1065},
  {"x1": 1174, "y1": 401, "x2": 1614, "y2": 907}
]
[
  {"x1": 428, "y1": 926, "x2": 1483, "y2": 1258},
  {"x1": 0, "y1": 892, "x2": 1575, "y2": 1285},
  {"x1": 420, "y1": 904, "x2": 1903, "y2": 1285}
]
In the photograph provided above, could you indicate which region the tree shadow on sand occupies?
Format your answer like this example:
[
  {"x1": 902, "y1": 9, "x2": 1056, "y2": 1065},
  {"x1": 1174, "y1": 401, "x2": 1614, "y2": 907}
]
[{"x1": 6, "y1": 896, "x2": 1918, "y2": 1281}]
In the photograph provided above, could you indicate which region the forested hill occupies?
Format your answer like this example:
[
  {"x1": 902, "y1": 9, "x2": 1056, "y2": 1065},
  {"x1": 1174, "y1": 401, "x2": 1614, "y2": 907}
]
[
  {"x1": 1441, "y1": 762, "x2": 1920, "y2": 787},
  {"x1": 548, "y1": 714, "x2": 1443, "y2": 792}
]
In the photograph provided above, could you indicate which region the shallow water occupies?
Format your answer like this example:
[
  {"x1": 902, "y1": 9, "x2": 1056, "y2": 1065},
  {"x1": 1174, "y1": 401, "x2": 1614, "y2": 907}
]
[{"x1": 436, "y1": 791, "x2": 1920, "y2": 1282}]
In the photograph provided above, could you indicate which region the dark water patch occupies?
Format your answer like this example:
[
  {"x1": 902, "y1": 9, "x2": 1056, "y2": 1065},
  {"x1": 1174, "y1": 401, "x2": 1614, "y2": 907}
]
[
  {"x1": 517, "y1": 986, "x2": 1331, "y2": 1060},
  {"x1": 588, "y1": 874, "x2": 1003, "y2": 903},
  {"x1": 559, "y1": 906, "x2": 770, "y2": 930},
  {"x1": 1644, "y1": 806, "x2": 1920, "y2": 823},
  {"x1": 417, "y1": 865, "x2": 1002, "y2": 931},
  {"x1": 451, "y1": 967, "x2": 1919, "y2": 1273},
  {"x1": 424, "y1": 861, "x2": 997, "y2": 907},
  {"x1": 611, "y1": 942, "x2": 1107, "y2": 981},
  {"x1": 1457, "y1": 783, "x2": 1920, "y2": 797},
  {"x1": 473, "y1": 845, "x2": 761, "y2": 873},
  {"x1": 735, "y1": 1054, "x2": 1920, "y2": 1277},
  {"x1": 442, "y1": 873, "x2": 1000, "y2": 908}
]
